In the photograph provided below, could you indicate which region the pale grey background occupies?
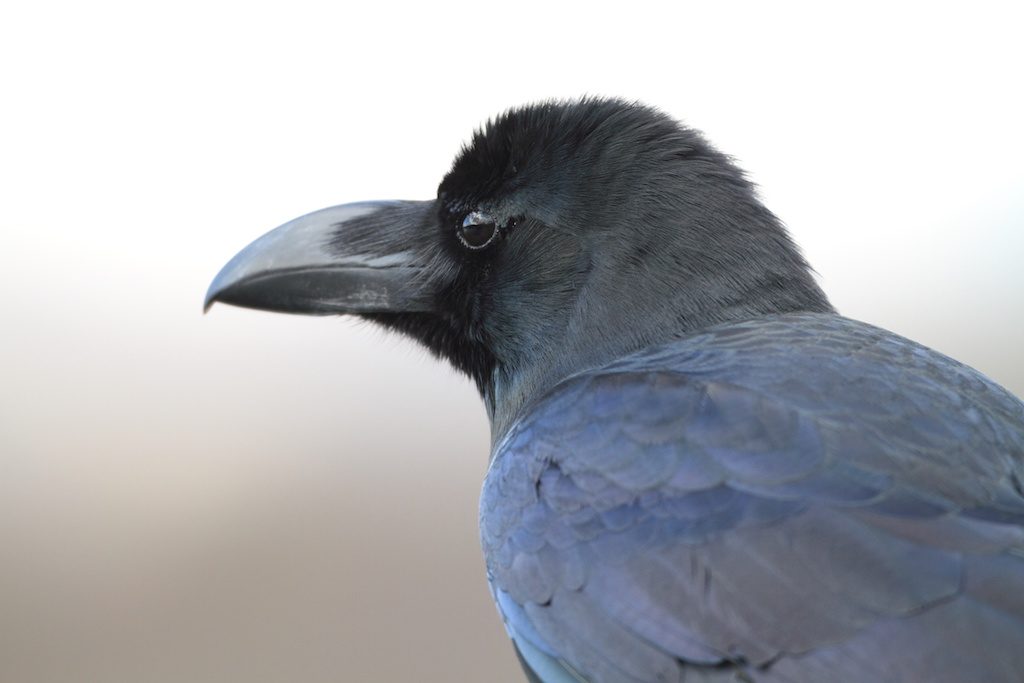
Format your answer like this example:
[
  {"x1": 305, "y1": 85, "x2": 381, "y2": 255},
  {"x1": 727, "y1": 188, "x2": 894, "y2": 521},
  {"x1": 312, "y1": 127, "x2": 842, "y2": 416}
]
[{"x1": 1, "y1": 2, "x2": 1021, "y2": 682}]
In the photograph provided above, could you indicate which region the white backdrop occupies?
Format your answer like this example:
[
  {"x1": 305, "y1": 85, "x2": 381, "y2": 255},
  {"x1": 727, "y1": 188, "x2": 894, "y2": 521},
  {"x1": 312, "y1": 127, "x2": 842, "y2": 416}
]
[{"x1": 2, "y1": 3, "x2": 1021, "y2": 682}]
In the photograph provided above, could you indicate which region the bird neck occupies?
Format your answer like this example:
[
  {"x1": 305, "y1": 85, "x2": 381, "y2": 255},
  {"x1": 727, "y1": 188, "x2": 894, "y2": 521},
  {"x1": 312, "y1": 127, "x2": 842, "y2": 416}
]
[{"x1": 484, "y1": 258, "x2": 834, "y2": 447}]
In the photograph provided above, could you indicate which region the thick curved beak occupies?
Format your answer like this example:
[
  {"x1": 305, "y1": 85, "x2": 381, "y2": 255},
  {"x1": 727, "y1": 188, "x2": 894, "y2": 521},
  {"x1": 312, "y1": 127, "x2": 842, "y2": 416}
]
[{"x1": 205, "y1": 200, "x2": 438, "y2": 315}]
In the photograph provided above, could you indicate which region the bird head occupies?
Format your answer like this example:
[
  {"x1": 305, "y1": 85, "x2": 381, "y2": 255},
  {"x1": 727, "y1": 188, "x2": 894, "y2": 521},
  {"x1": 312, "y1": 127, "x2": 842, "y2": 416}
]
[{"x1": 206, "y1": 99, "x2": 831, "y2": 430}]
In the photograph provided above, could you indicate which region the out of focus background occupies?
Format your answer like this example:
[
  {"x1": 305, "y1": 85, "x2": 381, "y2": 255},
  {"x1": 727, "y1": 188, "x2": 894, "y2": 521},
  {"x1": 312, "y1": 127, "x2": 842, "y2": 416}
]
[{"x1": 2, "y1": 3, "x2": 1021, "y2": 682}]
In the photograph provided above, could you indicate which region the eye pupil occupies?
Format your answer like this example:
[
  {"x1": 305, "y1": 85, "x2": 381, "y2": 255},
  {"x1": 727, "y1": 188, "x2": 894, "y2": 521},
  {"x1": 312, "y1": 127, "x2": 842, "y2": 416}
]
[
  {"x1": 462, "y1": 222, "x2": 495, "y2": 246},
  {"x1": 459, "y1": 211, "x2": 499, "y2": 249}
]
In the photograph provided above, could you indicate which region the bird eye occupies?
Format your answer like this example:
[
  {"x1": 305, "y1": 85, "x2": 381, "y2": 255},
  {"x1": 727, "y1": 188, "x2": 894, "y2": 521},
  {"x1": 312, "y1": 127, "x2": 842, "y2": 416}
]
[{"x1": 458, "y1": 211, "x2": 499, "y2": 250}]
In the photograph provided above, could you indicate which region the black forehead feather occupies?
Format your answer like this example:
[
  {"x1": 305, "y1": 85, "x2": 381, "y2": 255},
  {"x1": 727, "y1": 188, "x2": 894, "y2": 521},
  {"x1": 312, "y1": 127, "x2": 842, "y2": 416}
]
[{"x1": 437, "y1": 97, "x2": 726, "y2": 211}]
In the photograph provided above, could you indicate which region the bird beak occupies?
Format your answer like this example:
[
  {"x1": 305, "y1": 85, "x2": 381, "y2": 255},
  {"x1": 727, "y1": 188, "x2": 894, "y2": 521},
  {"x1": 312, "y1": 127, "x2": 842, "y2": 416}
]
[{"x1": 205, "y1": 200, "x2": 439, "y2": 315}]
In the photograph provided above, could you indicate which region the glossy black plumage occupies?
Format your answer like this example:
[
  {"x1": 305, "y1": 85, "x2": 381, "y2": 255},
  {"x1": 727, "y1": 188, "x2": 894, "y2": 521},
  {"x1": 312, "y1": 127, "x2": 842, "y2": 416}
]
[
  {"x1": 483, "y1": 313, "x2": 1024, "y2": 681},
  {"x1": 206, "y1": 98, "x2": 1024, "y2": 682}
]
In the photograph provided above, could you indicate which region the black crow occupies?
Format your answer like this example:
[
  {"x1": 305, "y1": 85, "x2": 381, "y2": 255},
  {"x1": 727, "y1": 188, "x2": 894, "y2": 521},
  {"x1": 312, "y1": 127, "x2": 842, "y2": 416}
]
[{"x1": 206, "y1": 99, "x2": 1024, "y2": 682}]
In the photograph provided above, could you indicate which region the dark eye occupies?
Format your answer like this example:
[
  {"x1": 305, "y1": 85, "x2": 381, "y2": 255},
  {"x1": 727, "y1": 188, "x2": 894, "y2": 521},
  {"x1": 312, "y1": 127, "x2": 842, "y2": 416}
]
[{"x1": 458, "y1": 211, "x2": 499, "y2": 250}]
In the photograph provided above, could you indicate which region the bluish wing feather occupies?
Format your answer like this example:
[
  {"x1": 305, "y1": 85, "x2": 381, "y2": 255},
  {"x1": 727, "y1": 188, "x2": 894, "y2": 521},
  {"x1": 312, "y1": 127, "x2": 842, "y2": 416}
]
[{"x1": 481, "y1": 313, "x2": 1024, "y2": 682}]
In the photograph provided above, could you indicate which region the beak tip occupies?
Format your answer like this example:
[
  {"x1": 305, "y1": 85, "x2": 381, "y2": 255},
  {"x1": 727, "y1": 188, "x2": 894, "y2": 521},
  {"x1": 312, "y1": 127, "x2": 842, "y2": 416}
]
[
  {"x1": 203, "y1": 280, "x2": 224, "y2": 314},
  {"x1": 204, "y1": 258, "x2": 238, "y2": 314}
]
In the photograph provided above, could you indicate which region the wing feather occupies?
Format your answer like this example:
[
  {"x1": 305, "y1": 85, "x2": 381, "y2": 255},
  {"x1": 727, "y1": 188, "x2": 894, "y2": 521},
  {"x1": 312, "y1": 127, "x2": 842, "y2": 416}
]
[{"x1": 482, "y1": 314, "x2": 1024, "y2": 682}]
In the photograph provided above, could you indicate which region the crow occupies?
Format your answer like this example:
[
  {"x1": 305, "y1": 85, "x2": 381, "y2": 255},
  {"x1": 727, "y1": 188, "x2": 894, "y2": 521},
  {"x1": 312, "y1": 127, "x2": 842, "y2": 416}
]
[{"x1": 206, "y1": 99, "x2": 1024, "y2": 682}]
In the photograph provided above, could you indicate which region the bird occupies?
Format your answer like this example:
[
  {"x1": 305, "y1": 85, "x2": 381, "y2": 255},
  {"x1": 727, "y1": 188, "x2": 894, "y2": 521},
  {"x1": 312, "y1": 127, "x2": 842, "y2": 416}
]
[{"x1": 206, "y1": 98, "x2": 1024, "y2": 682}]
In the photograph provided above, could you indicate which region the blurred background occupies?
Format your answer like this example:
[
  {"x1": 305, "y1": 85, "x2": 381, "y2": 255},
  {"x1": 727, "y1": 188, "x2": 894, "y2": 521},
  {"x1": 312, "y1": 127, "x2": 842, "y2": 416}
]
[{"x1": 1, "y1": 2, "x2": 1021, "y2": 681}]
